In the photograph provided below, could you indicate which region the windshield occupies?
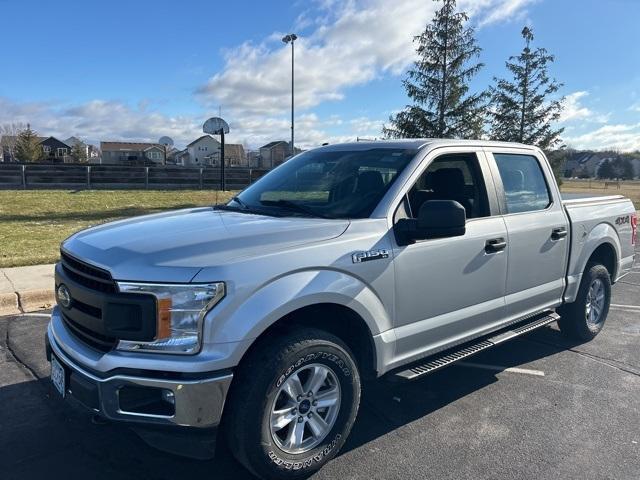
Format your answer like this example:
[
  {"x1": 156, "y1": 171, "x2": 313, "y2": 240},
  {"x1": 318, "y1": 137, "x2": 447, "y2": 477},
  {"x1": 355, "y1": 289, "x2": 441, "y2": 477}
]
[{"x1": 228, "y1": 147, "x2": 417, "y2": 219}]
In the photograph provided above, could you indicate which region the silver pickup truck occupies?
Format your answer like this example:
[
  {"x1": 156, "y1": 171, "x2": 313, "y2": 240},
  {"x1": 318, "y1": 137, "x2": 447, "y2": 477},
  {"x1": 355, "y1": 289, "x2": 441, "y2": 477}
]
[{"x1": 46, "y1": 140, "x2": 636, "y2": 479}]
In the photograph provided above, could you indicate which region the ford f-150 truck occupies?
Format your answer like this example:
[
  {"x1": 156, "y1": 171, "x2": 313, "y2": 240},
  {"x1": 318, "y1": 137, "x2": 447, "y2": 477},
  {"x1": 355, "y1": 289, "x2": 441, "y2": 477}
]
[{"x1": 46, "y1": 140, "x2": 636, "y2": 479}]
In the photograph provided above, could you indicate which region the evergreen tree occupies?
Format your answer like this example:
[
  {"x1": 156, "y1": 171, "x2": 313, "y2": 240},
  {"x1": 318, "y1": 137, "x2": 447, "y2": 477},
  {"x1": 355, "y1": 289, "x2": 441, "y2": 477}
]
[
  {"x1": 71, "y1": 142, "x2": 88, "y2": 163},
  {"x1": 383, "y1": 0, "x2": 486, "y2": 139},
  {"x1": 489, "y1": 27, "x2": 564, "y2": 150},
  {"x1": 14, "y1": 124, "x2": 44, "y2": 162},
  {"x1": 597, "y1": 159, "x2": 615, "y2": 179}
]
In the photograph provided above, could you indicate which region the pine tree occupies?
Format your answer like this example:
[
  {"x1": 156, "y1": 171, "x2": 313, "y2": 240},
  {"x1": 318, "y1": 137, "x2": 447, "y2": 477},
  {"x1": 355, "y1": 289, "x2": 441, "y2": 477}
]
[
  {"x1": 597, "y1": 159, "x2": 615, "y2": 179},
  {"x1": 383, "y1": 0, "x2": 486, "y2": 139},
  {"x1": 14, "y1": 124, "x2": 44, "y2": 162},
  {"x1": 489, "y1": 27, "x2": 564, "y2": 150},
  {"x1": 71, "y1": 142, "x2": 88, "y2": 163}
]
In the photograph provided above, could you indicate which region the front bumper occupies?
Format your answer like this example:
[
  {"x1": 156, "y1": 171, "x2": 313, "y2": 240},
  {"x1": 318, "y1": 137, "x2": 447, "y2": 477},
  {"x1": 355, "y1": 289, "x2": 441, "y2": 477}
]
[{"x1": 45, "y1": 318, "x2": 233, "y2": 429}]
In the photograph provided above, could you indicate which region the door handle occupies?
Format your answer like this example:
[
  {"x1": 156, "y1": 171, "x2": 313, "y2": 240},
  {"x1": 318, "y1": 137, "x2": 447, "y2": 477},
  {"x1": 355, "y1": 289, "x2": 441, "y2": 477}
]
[
  {"x1": 485, "y1": 238, "x2": 507, "y2": 253},
  {"x1": 551, "y1": 227, "x2": 567, "y2": 240}
]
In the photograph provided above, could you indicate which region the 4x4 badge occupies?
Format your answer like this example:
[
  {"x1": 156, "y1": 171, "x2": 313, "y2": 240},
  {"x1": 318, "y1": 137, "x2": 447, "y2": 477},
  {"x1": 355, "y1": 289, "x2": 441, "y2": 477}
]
[{"x1": 352, "y1": 249, "x2": 390, "y2": 263}]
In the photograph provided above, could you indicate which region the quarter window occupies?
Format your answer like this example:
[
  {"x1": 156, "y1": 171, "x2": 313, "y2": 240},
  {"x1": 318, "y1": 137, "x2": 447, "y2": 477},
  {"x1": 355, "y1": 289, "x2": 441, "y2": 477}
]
[{"x1": 494, "y1": 153, "x2": 551, "y2": 214}]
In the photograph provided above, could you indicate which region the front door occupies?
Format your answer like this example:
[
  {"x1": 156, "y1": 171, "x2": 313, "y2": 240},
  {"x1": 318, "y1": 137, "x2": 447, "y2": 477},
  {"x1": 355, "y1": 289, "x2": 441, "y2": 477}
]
[{"x1": 391, "y1": 150, "x2": 508, "y2": 366}]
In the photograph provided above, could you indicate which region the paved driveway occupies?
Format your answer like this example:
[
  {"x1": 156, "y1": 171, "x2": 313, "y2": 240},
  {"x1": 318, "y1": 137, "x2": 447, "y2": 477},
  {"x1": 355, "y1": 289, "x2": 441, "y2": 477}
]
[{"x1": 1, "y1": 261, "x2": 639, "y2": 479}]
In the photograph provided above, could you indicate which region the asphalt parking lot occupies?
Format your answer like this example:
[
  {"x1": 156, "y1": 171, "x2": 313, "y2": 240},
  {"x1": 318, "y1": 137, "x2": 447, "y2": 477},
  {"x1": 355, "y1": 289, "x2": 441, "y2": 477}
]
[{"x1": 1, "y1": 260, "x2": 639, "y2": 479}]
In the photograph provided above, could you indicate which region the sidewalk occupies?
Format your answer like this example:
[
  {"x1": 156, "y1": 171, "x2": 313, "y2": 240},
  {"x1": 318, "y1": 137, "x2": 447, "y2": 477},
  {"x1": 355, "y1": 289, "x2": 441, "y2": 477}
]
[{"x1": 0, "y1": 264, "x2": 55, "y2": 315}]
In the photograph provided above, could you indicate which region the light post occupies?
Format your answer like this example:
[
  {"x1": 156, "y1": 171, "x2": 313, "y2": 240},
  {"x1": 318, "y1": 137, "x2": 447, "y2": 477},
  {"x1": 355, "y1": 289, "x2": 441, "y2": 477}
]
[{"x1": 282, "y1": 33, "x2": 297, "y2": 157}]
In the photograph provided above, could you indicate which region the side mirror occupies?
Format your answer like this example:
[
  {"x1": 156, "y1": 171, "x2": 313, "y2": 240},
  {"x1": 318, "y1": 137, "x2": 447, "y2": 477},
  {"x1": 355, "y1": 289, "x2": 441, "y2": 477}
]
[{"x1": 395, "y1": 200, "x2": 466, "y2": 245}]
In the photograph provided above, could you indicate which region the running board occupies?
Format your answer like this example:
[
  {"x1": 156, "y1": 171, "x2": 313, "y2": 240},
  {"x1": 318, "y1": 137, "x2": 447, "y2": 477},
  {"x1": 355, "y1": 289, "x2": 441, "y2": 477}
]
[{"x1": 391, "y1": 311, "x2": 560, "y2": 381}]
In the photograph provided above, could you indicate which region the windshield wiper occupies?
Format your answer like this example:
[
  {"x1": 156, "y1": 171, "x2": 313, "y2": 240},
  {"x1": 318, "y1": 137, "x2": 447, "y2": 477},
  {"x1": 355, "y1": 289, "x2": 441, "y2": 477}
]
[{"x1": 260, "y1": 199, "x2": 332, "y2": 219}]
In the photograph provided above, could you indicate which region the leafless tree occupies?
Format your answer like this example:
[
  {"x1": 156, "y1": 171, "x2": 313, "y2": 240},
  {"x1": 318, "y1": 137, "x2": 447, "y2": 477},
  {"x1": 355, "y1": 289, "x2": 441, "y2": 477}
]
[{"x1": 0, "y1": 122, "x2": 28, "y2": 162}]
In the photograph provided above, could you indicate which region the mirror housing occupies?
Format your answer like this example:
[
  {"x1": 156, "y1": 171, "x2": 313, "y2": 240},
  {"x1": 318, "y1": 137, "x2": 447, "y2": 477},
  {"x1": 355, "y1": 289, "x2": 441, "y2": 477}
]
[{"x1": 395, "y1": 200, "x2": 466, "y2": 245}]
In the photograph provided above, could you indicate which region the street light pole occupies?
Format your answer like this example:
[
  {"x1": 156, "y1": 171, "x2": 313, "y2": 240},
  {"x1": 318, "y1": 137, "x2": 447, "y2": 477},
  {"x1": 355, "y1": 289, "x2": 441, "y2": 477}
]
[{"x1": 282, "y1": 33, "x2": 298, "y2": 157}]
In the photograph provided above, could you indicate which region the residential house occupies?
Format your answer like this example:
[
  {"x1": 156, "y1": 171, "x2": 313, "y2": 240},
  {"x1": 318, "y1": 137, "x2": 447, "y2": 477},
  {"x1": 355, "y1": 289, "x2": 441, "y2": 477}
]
[
  {"x1": 100, "y1": 141, "x2": 166, "y2": 164},
  {"x1": 40, "y1": 137, "x2": 73, "y2": 162},
  {"x1": 180, "y1": 135, "x2": 221, "y2": 167},
  {"x1": 64, "y1": 136, "x2": 91, "y2": 161},
  {"x1": 246, "y1": 150, "x2": 261, "y2": 168},
  {"x1": 259, "y1": 141, "x2": 290, "y2": 168}
]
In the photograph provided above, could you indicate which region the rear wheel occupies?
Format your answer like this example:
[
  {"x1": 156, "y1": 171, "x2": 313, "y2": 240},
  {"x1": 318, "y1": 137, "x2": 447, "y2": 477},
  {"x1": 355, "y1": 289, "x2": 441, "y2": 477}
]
[
  {"x1": 558, "y1": 262, "x2": 611, "y2": 341},
  {"x1": 225, "y1": 328, "x2": 361, "y2": 479}
]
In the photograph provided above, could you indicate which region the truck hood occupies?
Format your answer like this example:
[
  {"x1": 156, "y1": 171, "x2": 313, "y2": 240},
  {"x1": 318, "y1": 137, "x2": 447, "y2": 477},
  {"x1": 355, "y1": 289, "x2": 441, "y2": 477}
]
[{"x1": 62, "y1": 207, "x2": 350, "y2": 282}]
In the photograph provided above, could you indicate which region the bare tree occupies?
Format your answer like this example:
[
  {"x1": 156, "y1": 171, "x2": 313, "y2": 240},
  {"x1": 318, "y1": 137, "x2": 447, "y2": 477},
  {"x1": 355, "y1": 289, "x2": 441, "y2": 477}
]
[{"x1": 0, "y1": 122, "x2": 27, "y2": 162}]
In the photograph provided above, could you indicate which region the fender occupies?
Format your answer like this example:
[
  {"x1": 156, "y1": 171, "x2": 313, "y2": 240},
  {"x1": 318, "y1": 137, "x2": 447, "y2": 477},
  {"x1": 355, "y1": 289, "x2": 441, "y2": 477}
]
[
  {"x1": 203, "y1": 268, "x2": 394, "y2": 347},
  {"x1": 564, "y1": 222, "x2": 621, "y2": 303}
]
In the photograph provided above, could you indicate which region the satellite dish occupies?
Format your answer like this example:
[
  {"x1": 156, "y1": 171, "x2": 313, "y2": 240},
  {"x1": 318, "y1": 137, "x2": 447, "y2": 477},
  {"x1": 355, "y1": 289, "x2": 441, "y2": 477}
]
[
  {"x1": 203, "y1": 117, "x2": 230, "y2": 135},
  {"x1": 159, "y1": 136, "x2": 174, "y2": 146}
]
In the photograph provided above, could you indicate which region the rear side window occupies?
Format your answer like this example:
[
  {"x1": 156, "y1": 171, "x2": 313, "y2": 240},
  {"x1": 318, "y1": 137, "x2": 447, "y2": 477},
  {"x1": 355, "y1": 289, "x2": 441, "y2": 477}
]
[{"x1": 494, "y1": 154, "x2": 551, "y2": 214}]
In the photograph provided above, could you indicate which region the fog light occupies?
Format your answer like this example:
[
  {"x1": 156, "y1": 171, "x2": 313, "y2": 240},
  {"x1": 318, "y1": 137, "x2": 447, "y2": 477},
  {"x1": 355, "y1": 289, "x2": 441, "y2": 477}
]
[{"x1": 162, "y1": 389, "x2": 175, "y2": 405}]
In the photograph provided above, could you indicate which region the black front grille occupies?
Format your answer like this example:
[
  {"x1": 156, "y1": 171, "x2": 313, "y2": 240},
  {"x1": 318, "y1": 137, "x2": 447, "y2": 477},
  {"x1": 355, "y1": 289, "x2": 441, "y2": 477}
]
[
  {"x1": 62, "y1": 313, "x2": 117, "y2": 353},
  {"x1": 60, "y1": 251, "x2": 116, "y2": 293}
]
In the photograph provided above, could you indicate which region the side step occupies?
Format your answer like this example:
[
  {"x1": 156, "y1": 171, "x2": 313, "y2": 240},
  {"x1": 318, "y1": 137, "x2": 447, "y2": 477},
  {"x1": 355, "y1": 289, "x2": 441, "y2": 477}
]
[{"x1": 391, "y1": 311, "x2": 560, "y2": 381}]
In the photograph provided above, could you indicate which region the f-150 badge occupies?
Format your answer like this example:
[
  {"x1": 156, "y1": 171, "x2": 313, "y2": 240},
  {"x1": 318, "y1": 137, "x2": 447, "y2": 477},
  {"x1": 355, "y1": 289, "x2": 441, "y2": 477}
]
[{"x1": 352, "y1": 249, "x2": 390, "y2": 263}]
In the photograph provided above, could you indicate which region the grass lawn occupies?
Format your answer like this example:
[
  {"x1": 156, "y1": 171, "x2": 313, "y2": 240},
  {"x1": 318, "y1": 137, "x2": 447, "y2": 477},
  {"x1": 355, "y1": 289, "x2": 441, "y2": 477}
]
[
  {"x1": 561, "y1": 179, "x2": 640, "y2": 210},
  {"x1": 1, "y1": 183, "x2": 638, "y2": 268},
  {"x1": 0, "y1": 190, "x2": 237, "y2": 268}
]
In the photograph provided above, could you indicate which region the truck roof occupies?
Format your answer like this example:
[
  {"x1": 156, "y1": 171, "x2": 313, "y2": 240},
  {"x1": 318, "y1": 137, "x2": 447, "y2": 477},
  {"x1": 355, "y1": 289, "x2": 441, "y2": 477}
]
[{"x1": 318, "y1": 139, "x2": 536, "y2": 152}]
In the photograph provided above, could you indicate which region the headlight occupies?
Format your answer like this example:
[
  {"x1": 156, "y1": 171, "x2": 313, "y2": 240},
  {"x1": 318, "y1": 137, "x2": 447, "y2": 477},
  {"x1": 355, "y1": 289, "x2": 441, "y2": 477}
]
[{"x1": 116, "y1": 282, "x2": 225, "y2": 354}]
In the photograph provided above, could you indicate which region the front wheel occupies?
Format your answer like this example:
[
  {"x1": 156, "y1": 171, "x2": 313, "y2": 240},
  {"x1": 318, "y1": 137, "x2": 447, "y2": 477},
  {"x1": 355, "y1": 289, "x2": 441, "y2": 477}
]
[
  {"x1": 557, "y1": 262, "x2": 611, "y2": 341},
  {"x1": 225, "y1": 328, "x2": 361, "y2": 479}
]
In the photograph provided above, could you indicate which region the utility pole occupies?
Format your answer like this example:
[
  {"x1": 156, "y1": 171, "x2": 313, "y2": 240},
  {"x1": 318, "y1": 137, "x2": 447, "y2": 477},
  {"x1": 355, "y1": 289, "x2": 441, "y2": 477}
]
[{"x1": 282, "y1": 33, "x2": 298, "y2": 157}]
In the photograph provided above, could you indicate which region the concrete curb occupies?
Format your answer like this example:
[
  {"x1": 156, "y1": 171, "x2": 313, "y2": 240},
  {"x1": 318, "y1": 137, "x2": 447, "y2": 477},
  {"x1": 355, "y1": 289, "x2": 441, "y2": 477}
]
[
  {"x1": 0, "y1": 292, "x2": 20, "y2": 316},
  {"x1": 0, "y1": 289, "x2": 54, "y2": 316},
  {"x1": 19, "y1": 289, "x2": 55, "y2": 313}
]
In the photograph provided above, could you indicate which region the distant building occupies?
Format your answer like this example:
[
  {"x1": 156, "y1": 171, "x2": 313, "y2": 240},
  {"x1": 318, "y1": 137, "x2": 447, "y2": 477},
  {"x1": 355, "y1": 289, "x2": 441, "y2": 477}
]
[
  {"x1": 259, "y1": 141, "x2": 290, "y2": 168},
  {"x1": 246, "y1": 150, "x2": 261, "y2": 168},
  {"x1": 100, "y1": 141, "x2": 166, "y2": 164},
  {"x1": 40, "y1": 137, "x2": 73, "y2": 162},
  {"x1": 180, "y1": 135, "x2": 221, "y2": 167},
  {"x1": 223, "y1": 143, "x2": 247, "y2": 167}
]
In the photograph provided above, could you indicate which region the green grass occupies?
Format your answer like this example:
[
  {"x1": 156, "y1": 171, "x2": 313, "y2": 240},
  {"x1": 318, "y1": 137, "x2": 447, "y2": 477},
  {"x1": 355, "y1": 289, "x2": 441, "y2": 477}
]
[
  {"x1": 2, "y1": 182, "x2": 638, "y2": 269},
  {"x1": 0, "y1": 190, "x2": 237, "y2": 268}
]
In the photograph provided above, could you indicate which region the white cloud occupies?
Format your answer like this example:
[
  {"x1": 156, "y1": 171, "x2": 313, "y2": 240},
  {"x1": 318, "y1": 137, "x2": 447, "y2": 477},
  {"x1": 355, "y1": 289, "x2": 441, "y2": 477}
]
[
  {"x1": 0, "y1": 97, "x2": 202, "y2": 148},
  {"x1": 1, "y1": 0, "x2": 536, "y2": 150},
  {"x1": 467, "y1": 0, "x2": 539, "y2": 27},
  {"x1": 195, "y1": 0, "x2": 535, "y2": 147},
  {"x1": 559, "y1": 91, "x2": 610, "y2": 124},
  {"x1": 564, "y1": 123, "x2": 640, "y2": 152},
  {"x1": 630, "y1": 102, "x2": 640, "y2": 113}
]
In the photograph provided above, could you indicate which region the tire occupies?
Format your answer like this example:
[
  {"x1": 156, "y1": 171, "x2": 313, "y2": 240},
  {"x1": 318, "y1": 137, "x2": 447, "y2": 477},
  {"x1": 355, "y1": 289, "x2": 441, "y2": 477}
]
[
  {"x1": 557, "y1": 262, "x2": 611, "y2": 341},
  {"x1": 225, "y1": 327, "x2": 361, "y2": 480}
]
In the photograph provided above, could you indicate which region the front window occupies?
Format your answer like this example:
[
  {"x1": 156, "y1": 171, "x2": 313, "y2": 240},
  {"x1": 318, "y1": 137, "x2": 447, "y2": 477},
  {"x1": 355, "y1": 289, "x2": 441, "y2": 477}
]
[{"x1": 230, "y1": 147, "x2": 417, "y2": 219}]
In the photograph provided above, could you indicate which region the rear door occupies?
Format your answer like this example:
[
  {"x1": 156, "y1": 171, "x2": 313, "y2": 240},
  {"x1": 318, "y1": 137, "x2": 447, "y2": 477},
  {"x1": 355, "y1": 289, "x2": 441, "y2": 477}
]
[{"x1": 485, "y1": 148, "x2": 570, "y2": 319}]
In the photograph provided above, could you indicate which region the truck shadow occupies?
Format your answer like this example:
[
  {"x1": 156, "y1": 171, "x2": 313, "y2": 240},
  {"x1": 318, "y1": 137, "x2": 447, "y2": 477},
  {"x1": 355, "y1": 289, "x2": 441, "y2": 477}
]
[{"x1": 0, "y1": 325, "x2": 583, "y2": 480}]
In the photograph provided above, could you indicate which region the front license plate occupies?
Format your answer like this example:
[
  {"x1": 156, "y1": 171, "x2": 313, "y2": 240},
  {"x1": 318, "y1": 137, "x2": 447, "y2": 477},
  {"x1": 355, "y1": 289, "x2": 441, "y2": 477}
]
[{"x1": 51, "y1": 356, "x2": 66, "y2": 398}]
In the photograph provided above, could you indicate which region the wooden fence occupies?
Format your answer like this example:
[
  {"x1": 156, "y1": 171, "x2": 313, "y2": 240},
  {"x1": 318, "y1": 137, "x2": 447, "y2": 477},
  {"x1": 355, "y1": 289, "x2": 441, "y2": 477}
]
[{"x1": 0, "y1": 163, "x2": 270, "y2": 190}]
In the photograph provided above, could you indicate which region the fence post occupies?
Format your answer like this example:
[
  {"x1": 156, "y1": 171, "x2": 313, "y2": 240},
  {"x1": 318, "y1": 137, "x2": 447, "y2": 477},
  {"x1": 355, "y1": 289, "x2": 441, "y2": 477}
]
[
  {"x1": 86, "y1": 166, "x2": 91, "y2": 189},
  {"x1": 145, "y1": 167, "x2": 149, "y2": 189},
  {"x1": 199, "y1": 168, "x2": 203, "y2": 190},
  {"x1": 22, "y1": 165, "x2": 27, "y2": 189},
  {"x1": 249, "y1": 168, "x2": 253, "y2": 185}
]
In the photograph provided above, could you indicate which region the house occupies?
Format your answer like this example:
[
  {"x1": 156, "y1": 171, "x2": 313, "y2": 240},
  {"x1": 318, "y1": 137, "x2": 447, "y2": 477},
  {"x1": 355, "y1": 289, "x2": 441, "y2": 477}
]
[
  {"x1": 100, "y1": 141, "x2": 166, "y2": 164},
  {"x1": 202, "y1": 143, "x2": 247, "y2": 167},
  {"x1": 259, "y1": 141, "x2": 290, "y2": 168},
  {"x1": 246, "y1": 150, "x2": 261, "y2": 168},
  {"x1": 179, "y1": 135, "x2": 221, "y2": 167},
  {"x1": 223, "y1": 143, "x2": 247, "y2": 167},
  {"x1": 65, "y1": 136, "x2": 91, "y2": 161},
  {"x1": 40, "y1": 137, "x2": 73, "y2": 162}
]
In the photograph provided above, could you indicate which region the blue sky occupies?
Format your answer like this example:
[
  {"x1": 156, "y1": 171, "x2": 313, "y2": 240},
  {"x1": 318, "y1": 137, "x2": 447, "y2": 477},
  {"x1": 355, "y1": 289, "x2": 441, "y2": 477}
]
[{"x1": 1, "y1": 0, "x2": 639, "y2": 150}]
